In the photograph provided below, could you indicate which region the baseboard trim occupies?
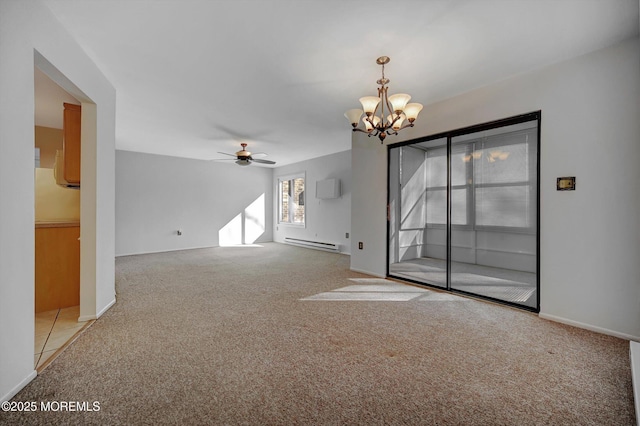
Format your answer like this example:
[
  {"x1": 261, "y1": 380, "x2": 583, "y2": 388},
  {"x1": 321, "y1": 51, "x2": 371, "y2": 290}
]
[
  {"x1": 115, "y1": 240, "x2": 279, "y2": 257},
  {"x1": 115, "y1": 245, "x2": 217, "y2": 257},
  {"x1": 78, "y1": 297, "x2": 116, "y2": 322},
  {"x1": 1, "y1": 370, "x2": 37, "y2": 403},
  {"x1": 630, "y1": 341, "x2": 640, "y2": 426},
  {"x1": 349, "y1": 267, "x2": 386, "y2": 278},
  {"x1": 539, "y1": 312, "x2": 640, "y2": 342},
  {"x1": 97, "y1": 297, "x2": 116, "y2": 318}
]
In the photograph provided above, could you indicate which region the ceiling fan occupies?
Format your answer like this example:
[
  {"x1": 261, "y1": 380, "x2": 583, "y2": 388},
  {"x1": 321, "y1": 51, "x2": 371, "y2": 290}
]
[{"x1": 216, "y1": 143, "x2": 276, "y2": 166}]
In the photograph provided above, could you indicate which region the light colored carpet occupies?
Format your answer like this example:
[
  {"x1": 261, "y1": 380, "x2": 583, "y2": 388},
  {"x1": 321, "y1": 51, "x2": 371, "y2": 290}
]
[
  {"x1": 301, "y1": 278, "x2": 430, "y2": 301},
  {"x1": 4, "y1": 243, "x2": 635, "y2": 425}
]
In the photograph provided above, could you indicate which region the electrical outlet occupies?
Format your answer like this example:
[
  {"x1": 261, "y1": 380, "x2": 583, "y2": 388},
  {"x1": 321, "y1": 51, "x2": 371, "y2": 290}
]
[
  {"x1": 345, "y1": 232, "x2": 349, "y2": 238},
  {"x1": 358, "y1": 242, "x2": 363, "y2": 250},
  {"x1": 177, "y1": 230, "x2": 182, "y2": 236}
]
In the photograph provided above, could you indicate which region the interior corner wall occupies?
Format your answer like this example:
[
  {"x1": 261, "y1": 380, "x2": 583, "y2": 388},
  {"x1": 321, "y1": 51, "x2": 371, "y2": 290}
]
[
  {"x1": 0, "y1": 0, "x2": 116, "y2": 402},
  {"x1": 115, "y1": 151, "x2": 273, "y2": 256},
  {"x1": 273, "y1": 150, "x2": 351, "y2": 254},
  {"x1": 351, "y1": 37, "x2": 640, "y2": 340}
]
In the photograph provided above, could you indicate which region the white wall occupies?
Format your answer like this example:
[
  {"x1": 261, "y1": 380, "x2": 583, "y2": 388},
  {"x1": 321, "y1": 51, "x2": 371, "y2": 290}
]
[
  {"x1": 0, "y1": 1, "x2": 116, "y2": 402},
  {"x1": 273, "y1": 150, "x2": 351, "y2": 254},
  {"x1": 351, "y1": 139, "x2": 387, "y2": 276},
  {"x1": 116, "y1": 151, "x2": 273, "y2": 256},
  {"x1": 351, "y1": 37, "x2": 640, "y2": 340}
]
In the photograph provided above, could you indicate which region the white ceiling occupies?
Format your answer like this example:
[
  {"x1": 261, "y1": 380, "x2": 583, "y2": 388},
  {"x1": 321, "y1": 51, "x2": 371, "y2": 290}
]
[{"x1": 41, "y1": 0, "x2": 638, "y2": 167}]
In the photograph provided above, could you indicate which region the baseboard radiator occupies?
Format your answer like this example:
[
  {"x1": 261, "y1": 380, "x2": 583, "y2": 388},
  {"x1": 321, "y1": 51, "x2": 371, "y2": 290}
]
[{"x1": 284, "y1": 237, "x2": 339, "y2": 253}]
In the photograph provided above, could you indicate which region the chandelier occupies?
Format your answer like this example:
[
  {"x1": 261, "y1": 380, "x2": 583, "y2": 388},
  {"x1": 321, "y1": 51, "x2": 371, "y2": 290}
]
[{"x1": 345, "y1": 56, "x2": 423, "y2": 143}]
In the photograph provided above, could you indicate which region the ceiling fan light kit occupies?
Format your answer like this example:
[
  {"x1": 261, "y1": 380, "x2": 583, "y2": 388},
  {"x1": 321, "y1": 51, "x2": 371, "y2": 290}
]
[{"x1": 345, "y1": 56, "x2": 423, "y2": 143}]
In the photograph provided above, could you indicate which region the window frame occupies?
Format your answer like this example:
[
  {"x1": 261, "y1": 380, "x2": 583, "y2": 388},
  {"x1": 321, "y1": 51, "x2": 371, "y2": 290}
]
[{"x1": 277, "y1": 172, "x2": 306, "y2": 227}]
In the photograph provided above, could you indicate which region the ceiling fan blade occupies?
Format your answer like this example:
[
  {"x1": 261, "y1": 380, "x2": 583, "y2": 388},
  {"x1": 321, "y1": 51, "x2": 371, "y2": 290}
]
[
  {"x1": 252, "y1": 152, "x2": 268, "y2": 158},
  {"x1": 217, "y1": 152, "x2": 236, "y2": 157},
  {"x1": 209, "y1": 158, "x2": 237, "y2": 161},
  {"x1": 252, "y1": 158, "x2": 276, "y2": 165}
]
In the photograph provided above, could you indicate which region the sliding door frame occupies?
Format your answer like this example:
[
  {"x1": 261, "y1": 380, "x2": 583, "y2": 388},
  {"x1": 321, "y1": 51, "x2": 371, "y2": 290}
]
[{"x1": 386, "y1": 111, "x2": 541, "y2": 312}]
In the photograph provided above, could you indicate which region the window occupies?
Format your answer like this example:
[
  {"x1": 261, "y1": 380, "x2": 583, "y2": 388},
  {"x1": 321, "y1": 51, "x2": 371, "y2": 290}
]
[
  {"x1": 466, "y1": 127, "x2": 537, "y2": 232},
  {"x1": 424, "y1": 145, "x2": 469, "y2": 226},
  {"x1": 473, "y1": 133, "x2": 537, "y2": 232},
  {"x1": 278, "y1": 174, "x2": 305, "y2": 225},
  {"x1": 423, "y1": 125, "x2": 537, "y2": 232}
]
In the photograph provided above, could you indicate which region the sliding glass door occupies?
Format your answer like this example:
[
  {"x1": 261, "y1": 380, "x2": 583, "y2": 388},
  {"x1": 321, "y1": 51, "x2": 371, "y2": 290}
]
[{"x1": 387, "y1": 113, "x2": 539, "y2": 311}]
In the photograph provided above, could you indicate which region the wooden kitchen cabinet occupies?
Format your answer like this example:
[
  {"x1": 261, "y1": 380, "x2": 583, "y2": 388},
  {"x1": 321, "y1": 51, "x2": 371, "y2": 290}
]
[
  {"x1": 63, "y1": 103, "x2": 81, "y2": 185},
  {"x1": 35, "y1": 222, "x2": 80, "y2": 313}
]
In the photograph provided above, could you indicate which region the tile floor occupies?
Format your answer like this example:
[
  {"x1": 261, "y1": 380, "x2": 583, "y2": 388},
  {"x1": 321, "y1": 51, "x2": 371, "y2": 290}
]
[{"x1": 34, "y1": 306, "x2": 88, "y2": 370}]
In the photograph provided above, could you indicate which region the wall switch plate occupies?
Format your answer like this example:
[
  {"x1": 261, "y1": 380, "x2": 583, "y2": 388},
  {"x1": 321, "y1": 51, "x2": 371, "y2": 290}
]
[
  {"x1": 346, "y1": 232, "x2": 349, "y2": 238},
  {"x1": 177, "y1": 230, "x2": 182, "y2": 236},
  {"x1": 358, "y1": 242, "x2": 363, "y2": 250},
  {"x1": 557, "y1": 176, "x2": 576, "y2": 191}
]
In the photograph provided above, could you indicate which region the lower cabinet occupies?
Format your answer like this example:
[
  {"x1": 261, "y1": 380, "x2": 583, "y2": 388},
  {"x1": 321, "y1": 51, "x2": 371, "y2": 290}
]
[{"x1": 35, "y1": 222, "x2": 80, "y2": 313}]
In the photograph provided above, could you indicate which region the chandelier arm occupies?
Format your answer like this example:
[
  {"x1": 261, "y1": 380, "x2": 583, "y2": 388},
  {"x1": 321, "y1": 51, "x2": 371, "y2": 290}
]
[
  {"x1": 353, "y1": 127, "x2": 382, "y2": 138},
  {"x1": 383, "y1": 121, "x2": 416, "y2": 136},
  {"x1": 370, "y1": 101, "x2": 382, "y2": 124},
  {"x1": 364, "y1": 115, "x2": 374, "y2": 126},
  {"x1": 383, "y1": 91, "x2": 394, "y2": 124},
  {"x1": 377, "y1": 86, "x2": 391, "y2": 128},
  {"x1": 378, "y1": 91, "x2": 384, "y2": 127},
  {"x1": 396, "y1": 122, "x2": 416, "y2": 131}
]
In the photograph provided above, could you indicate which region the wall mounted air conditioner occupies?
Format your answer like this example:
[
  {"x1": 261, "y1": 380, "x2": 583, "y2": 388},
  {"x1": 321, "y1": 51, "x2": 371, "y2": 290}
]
[{"x1": 316, "y1": 178, "x2": 341, "y2": 199}]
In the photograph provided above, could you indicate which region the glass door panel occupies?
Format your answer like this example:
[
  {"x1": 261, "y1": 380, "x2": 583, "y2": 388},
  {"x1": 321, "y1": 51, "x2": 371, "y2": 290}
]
[
  {"x1": 450, "y1": 121, "x2": 538, "y2": 309},
  {"x1": 388, "y1": 138, "x2": 447, "y2": 288}
]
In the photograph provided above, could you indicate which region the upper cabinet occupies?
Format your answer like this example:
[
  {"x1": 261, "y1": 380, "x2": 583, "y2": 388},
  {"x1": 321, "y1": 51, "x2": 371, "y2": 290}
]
[{"x1": 63, "y1": 103, "x2": 81, "y2": 185}]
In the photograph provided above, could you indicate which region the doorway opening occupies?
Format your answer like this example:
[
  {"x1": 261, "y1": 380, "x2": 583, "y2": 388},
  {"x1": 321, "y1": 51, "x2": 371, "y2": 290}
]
[
  {"x1": 33, "y1": 53, "x2": 97, "y2": 369},
  {"x1": 387, "y1": 112, "x2": 540, "y2": 311}
]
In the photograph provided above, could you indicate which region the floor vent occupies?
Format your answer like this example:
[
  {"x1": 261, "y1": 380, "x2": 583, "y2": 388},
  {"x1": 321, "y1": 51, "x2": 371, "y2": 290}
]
[{"x1": 284, "y1": 237, "x2": 339, "y2": 253}]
